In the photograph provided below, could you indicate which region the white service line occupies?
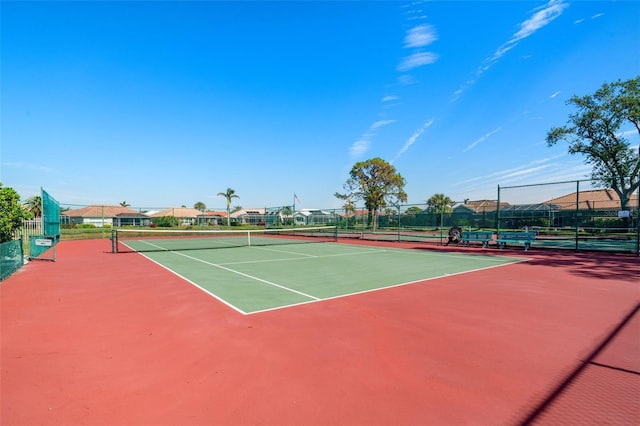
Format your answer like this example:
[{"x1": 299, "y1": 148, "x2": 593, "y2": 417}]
[
  {"x1": 171, "y1": 250, "x2": 320, "y2": 301},
  {"x1": 218, "y1": 248, "x2": 390, "y2": 266}
]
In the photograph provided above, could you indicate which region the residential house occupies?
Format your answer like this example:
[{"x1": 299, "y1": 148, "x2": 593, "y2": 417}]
[
  {"x1": 451, "y1": 200, "x2": 511, "y2": 228},
  {"x1": 64, "y1": 205, "x2": 149, "y2": 227},
  {"x1": 197, "y1": 211, "x2": 227, "y2": 226},
  {"x1": 544, "y1": 188, "x2": 638, "y2": 226},
  {"x1": 149, "y1": 207, "x2": 204, "y2": 226},
  {"x1": 293, "y1": 209, "x2": 337, "y2": 226},
  {"x1": 545, "y1": 189, "x2": 638, "y2": 211},
  {"x1": 231, "y1": 208, "x2": 266, "y2": 225}
]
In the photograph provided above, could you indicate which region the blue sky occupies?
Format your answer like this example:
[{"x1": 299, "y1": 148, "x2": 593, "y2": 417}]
[{"x1": 2, "y1": 0, "x2": 639, "y2": 211}]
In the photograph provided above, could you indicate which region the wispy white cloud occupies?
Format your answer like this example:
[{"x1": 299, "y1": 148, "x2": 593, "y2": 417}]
[
  {"x1": 453, "y1": 157, "x2": 590, "y2": 193},
  {"x1": 499, "y1": 164, "x2": 553, "y2": 181},
  {"x1": 513, "y1": 1, "x2": 568, "y2": 41},
  {"x1": 392, "y1": 118, "x2": 433, "y2": 162},
  {"x1": 404, "y1": 24, "x2": 437, "y2": 48},
  {"x1": 349, "y1": 119, "x2": 397, "y2": 157},
  {"x1": 488, "y1": 0, "x2": 568, "y2": 65},
  {"x1": 531, "y1": 154, "x2": 566, "y2": 164},
  {"x1": 463, "y1": 127, "x2": 502, "y2": 152},
  {"x1": 3, "y1": 162, "x2": 55, "y2": 173},
  {"x1": 371, "y1": 119, "x2": 396, "y2": 129},
  {"x1": 350, "y1": 3, "x2": 434, "y2": 160},
  {"x1": 381, "y1": 95, "x2": 402, "y2": 109},
  {"x1": 402, "y1": 1, "x2": 428, "y2": 19},
  {"x1": 398, "y1": 74, "x2": 416, "y2": 85},
  {"x1": 574, "y1": 12, "x2": 603, "y2": 25},
  {"x1": 453, "y1": 156, "x2": 561, "y2": 187},
  {"x1": 397, "y1": 21, "x2": 438, "y2": 72},
  {"x1": 397, "y1": 52, "x2": 438, "y2": 72},
  {"x1": 453, "y1": 0, "x2": 568, "y2": 100},
  {"x1": 349, "y1": 139, "x2": 371, "y2": 157}
]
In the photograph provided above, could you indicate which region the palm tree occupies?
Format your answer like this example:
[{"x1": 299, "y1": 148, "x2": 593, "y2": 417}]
[
  {"x1": 343, "y1": 200, "x2": 356, "y2": 228},
  {"x1": 24, "y1": 195, "x2": 42, "y2": 217},
  {"x1": 280, "y1": 206, "x2": 293, "y2": 226},
  {"x1": 426, "y1": 193, "x2": 454, "y2": 227},
  {"x1": 120, "y1": 201, "x2": 130, "y2": 208},
  {"x1": 217, "y1": 188, "x2": 240, "y2": 226}
]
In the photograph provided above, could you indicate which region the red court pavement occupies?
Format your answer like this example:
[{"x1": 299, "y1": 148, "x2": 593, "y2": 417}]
[{"x1": 1, "y1": 239, "x2": 639, "y2": 425}]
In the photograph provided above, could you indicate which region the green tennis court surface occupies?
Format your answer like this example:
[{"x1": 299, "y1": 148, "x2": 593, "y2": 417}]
[{"x1": 131, "y1": 241, "x2": 525, "y2": 314}]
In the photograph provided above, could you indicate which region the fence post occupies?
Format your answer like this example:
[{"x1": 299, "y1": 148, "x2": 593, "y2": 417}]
[
  {"x1": 575, "y1": 181, "x2": 580, "y2": 251},
  {"x1": 496, "y1": 185, "x2": 501, "y2": 235},
  {"x1": 636, "y1": 185, "x2": 640, "y2": 256}
]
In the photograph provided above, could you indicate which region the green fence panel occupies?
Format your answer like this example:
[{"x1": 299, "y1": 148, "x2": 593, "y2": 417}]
[
  {"x1": 42, "y1": 189, "x2": 61, "y2": 237},
  {"x1": 1, "y1": 239, "x2": 24, "y2": 281},
  {"x1": 28, "y1": 235, "x2": 56, "y2": 261}
]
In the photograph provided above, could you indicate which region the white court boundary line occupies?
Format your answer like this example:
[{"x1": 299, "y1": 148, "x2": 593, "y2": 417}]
[
  {"x1": 248, "y1": 258, "x2": 529, "y2": 315},
  {"x1": 172, "y1": 250, "x2": 320, "y2": 300},
  {"x1": 134, "y1": 252, "x2": 249, "y2": 315},
  {"x1": 127, "y1": 241, "x2": 529, "y2": 315}
]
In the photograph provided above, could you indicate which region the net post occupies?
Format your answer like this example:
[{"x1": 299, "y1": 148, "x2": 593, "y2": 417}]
[
  {"x1": 439, "y1": 204, "x2": 444, "y2": 245},
  {"x1": 111, "y1": 228, "x2": 116, "y2": 253},
  {"x1": 397, "y1": 205, "x2": 401, "y2": 242}
]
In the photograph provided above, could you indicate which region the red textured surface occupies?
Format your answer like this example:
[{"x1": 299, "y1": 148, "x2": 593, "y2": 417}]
[
  {"x1": 526, "y1": 305, "x2": 640, "y2": 425},
  {"x1": 593, "y1": 309, "x2": 640, "y2": 374},
  {"x1": 1, "y1": 239, "x2": 639, "y2": 425},
  {"x1": 531, "y1": 365, "x2": 639, "y2": 425}
]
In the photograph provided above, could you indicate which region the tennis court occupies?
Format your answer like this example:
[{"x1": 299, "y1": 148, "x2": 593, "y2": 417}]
[
  {"x1": 115, "y1": 227, "x2": 524, "y2": 314},
  {"x1": 2, "y1": 235, "x2": 638, "y2": 425}
]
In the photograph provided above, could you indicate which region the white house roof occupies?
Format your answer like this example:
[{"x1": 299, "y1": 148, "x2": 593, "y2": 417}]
[
  {"x1": 149, "y1": 207, "x2": 203, "y2": 218},
  {"x1": 64, "y1": 205, "x2": 144, "y2": 218},
  {"x1": 230, "y1": 208, "x2": 266, "y2": 218}
]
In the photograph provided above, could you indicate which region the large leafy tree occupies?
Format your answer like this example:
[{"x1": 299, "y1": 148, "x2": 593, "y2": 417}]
[
  {"x1": 194, "y1": 201, "x2": 206, "y2": 212},
  {"x1": 217, "y1": 188, "x2": 240, "y2": 226},
  {"x1": 546, "y1": 76, "x2": 640, "y2": 212},
  {"x1": 426, "y1": 193, "x2": 454, "y2": 226},
  {"x1": 0, "y1": 184, "x2": 33, "y2": 242},
  {"x1": 335, "y1": 157, "x2": 407, "y2": 230}
]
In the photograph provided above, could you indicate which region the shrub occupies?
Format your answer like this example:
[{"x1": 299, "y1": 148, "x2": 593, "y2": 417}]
[
  {"x1": 153, "y1": 216, "x2": 179, "y2": 227},
  {"x1": 0, "y1": 184, "x2": 32, "y2": 242}
]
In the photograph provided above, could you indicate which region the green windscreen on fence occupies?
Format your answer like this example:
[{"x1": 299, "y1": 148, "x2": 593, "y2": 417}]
[
  {"x1": 29, "y1": 188, "x2": 60, "y2": 261},
  {"x1": 497, "y1": 180, "x2": 639, "y2": 255},
  {"x1": 28, "y1": 236, "x2": 56, "y2": 260},
  {"x1": 42, "y1": 189, "x2": 61, "y2": 238},
  {"x1": 1, "y1": 240, "x2": 24, "y2": 281}
]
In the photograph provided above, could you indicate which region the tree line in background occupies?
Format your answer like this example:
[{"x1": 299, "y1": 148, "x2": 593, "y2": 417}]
[{"x1": 2, "y1": 76, "x2": 638, "y2": 240}]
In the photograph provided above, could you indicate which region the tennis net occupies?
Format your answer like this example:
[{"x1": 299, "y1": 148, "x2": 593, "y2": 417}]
[{"x1": 112, "y1": 226, "x2": 338, "y2": 253}]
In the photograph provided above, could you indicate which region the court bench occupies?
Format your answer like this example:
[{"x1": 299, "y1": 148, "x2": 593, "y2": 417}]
[
  {"x1": 460, "y1": 231, "x2": 493, "y2": 248},
  {"x1": 496, "y1": 232, "x2": 536, "y2": 251}
]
